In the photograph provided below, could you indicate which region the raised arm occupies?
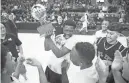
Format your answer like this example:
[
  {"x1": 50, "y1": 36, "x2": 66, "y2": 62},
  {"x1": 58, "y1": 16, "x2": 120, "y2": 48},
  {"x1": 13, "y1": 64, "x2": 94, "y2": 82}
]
[
  {"x1": 61, "y1": 60, "x2": 69, "y2": 83},
  {"x1": 112, "y1": 50, "x2": 127, "y2": 83},
  {"x1": 45, "y1": 37, "x2": 70, "y2": 58},
  {"x1": 13, "y1": 56, "x2": 25, "y2": 79},
  {"x1": 44, "y1": 38, "x2": 51, "y2": 51},
  {"x1": 26, "y1": 58, "x2": 48, "y2": 83}
]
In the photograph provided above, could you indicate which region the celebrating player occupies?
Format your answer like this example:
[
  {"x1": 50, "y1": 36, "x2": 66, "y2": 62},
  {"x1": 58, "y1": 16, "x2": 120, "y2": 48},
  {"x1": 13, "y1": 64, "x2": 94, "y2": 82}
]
[{"x1": 96, "y1": 22, "x2": 127, "y2": 83}]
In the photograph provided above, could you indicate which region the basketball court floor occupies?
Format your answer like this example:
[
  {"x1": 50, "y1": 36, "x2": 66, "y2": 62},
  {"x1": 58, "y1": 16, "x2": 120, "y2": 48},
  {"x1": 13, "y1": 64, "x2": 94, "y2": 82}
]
[{"x1": 19, "y1": 33, "x2": 51, "y2": 83}]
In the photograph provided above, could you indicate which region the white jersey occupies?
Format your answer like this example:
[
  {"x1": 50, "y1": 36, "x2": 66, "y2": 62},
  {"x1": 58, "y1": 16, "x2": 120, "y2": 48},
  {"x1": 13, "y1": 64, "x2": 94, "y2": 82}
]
[
  {"x1": 64, "y1": 35, "x2": 97, "y2": 64},
  {"x1": 67, "y1": 61, "x2": 98, "y2": 83},
  {"x1": 47, "y1": 34, "x2": 70, "y2": 74},
  {"x1": 65, "y1": 35, "x2": 96, "y2": 50},
  {"x1": 95, "y1": 30, "x2": 107, "y2": 39}
]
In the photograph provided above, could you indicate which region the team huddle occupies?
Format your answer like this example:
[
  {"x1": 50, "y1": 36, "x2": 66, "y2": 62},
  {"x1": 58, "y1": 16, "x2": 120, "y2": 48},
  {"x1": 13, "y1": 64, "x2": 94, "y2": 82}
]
[
  {"x1": 1, "y1": 16, "x2": 129, "y2": 83},
  {"x1": 43, "y1": 19, "x2": 129, "y2": 83}
]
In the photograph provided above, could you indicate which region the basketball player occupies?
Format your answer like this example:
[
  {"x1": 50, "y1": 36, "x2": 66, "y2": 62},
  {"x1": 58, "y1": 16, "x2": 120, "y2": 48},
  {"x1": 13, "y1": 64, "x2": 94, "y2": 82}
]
[
  {"x1": 61, "y1": 42, "x2": 99, "y2": 83},
  {"x1": 96, "y1": 23, "x2": 126, "y2": 62},
  {"x1": 96, "y1": 23, "x2": 126, "y2": 83},
  {"x1": 45, "y1": 19, "x2": 98, "y2": 83},
  {"x1": 44, "y1": 19, "x2": 76, "y2": 83},
  {"x1": 95, "y1": 20, "x2": 127, "y2": 47}
]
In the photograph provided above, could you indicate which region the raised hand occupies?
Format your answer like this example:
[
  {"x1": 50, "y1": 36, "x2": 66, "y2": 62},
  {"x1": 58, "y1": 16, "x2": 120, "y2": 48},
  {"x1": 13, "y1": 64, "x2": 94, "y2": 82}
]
[
  {"x1": 17, "y1": 56, "x2": 25, "y2": 64},
  {"x1": 26, "y1": 58, "x2": 41, "y2": 67},
  {"x1": 122, "y1": 54, "x2": 129, "y2": 81},
  {"x1": 45, "y1": 30, "x2": 53, "y2": 38},
  {"x1": 95, "y1": 56, "x2": 109, "y2": 81},
  {"x1": 112, "y1": 50, "x2": 123, "y2": 71}
]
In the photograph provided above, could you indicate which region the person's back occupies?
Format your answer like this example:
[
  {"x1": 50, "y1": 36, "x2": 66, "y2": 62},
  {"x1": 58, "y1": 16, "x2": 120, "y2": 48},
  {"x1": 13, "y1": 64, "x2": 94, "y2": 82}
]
[
  {"x1": 67, "y1": 60, "x2": 98, "y2": 83},
  {"x1": 66, "y1": 42, "x2": 98, "y2": 83},
  {"x1": 95, "y1": 20, "x2": 109, "y2": 39},
  {"x1": 95, "y1": 30, "x2": 107, "y2": 38}
]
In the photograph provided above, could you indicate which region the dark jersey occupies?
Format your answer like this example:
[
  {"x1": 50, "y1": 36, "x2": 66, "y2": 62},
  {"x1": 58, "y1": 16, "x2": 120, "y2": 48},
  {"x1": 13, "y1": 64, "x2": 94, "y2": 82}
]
[
  {"x1": 1, "y1": 33, "x2": 22, "y2": 58},
  {"x1": 2, "y1": 20, "x2": 18, "y2": 37},
  {"x1": 96, "y1": 37, "x2": 125, "y2": 62},
  {"x1": 52, "y1": 23, "x2": 63, "y2": 36},
  {"x1": 122, "y1": 47, "x2": 129, "y2": 57}
]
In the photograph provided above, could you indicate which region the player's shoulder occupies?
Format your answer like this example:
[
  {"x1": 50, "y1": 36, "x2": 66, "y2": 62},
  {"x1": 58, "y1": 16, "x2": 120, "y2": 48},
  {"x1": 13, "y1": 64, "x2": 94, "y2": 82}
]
[
  {"x1": 95, "y1": 30, "x2": 104, "y2": 37},
  {"x1": 116, "y1": 41, "x2": 126, "y2": 52},
  {"x1": 117, "y1": 41, "x2": 125, "y2": 47},
  {"x1": 121, "y1": 47, "x2": 129, "y2": 56},
  {"x1": 64, "y1": 35, "x2": 77, "y2": 45},
  {"x1": 96, "y1": 37, "x2": 106, "y2": 45},
  {"x1": 118, "y1": 36, "x2": 128, "y2": 47},
  {"x1": 96, "y1": 30, "x2": 102, "y2": 33},
  {"x1": 68, "y1": 35, "x2": 83, "y2": 41},
  {"x1": 6, "y1": 33, "x2": 17, "y2": 38},
  {"x1": 55, "y1": 34, "x2": 64, "y2": 38}
]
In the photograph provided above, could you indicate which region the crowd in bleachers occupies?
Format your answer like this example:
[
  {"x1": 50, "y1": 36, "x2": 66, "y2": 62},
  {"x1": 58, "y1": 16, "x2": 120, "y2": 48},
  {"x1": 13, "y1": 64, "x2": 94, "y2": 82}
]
[
  {"x1": 1, "y1": 0, "x2": 129, "y2": 25},
  {"x1": 1, "y1": 0, "x2": 37, "y2": 22}
]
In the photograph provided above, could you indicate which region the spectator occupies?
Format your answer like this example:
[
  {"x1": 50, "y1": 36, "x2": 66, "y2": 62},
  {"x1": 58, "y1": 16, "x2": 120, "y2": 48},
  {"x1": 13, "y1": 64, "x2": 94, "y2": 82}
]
[
  {"x1": 52, "y1": 15, "x2": 64, "y2": 36},
  {"x1": 98, "y1": 10, "x2": 105, "y2": 21},
  {"x1": 80, "y1": 11, "x2": 89, "y2": 32},
  {"x1": 1, "y1": 13, "x2": 18, "y2": 37},
  {"x1": 8, "y1": 12, "x2": 16, "y2": 22},
  {"x1": 119, "y1": 12, "x2": 125, "y2": 23},
  {"x1": 95, "y1": 20, "x2": 109, "y2": 39}
]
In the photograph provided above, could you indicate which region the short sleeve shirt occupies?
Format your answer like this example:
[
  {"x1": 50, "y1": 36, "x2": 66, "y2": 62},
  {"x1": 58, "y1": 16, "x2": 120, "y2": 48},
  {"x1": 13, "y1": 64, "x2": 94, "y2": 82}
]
[
  {"x1": 65, "y1": 35, "x2": 96, "y2": 50},
  {"x1": 52, "y1": 23, "x2": 63, "y2": 36},
  {"x1": 47, "y1": 34, "x2": 70, "y2": 74},
  {"x1": 67, "y1": 61, "x2": 98, "y2": 83},
  {"x1": 2, "y1": 33, "x2": 22, "y2": 58},
  {"x1": 95, "y1": 30, "x2": 107, "y2": 39}
]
